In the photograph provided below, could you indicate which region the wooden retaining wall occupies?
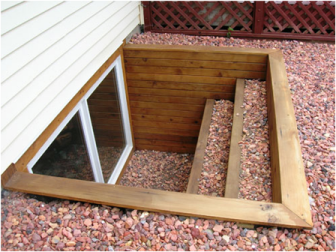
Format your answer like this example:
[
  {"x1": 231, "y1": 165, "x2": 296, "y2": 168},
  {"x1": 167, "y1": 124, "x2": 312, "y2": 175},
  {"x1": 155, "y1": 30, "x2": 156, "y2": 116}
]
[{"x1": 124, "y1": 44, "x2": 270, "y2": 153}]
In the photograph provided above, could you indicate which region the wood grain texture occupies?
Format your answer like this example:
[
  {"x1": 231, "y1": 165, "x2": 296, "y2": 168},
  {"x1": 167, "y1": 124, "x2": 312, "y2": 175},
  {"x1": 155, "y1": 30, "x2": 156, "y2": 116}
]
[
  {"x1": 225, "y1": 79, "x2": 245, "y2": 198},
  {"x1": 125, "y1": 51, "x2": 267, "y2": 64},
  {"x1": 124, "y1": 44, "x2": 277, "y2": 55},
  {"x1": 266, "y1": 60, "x2": 281, "y2": 203},
  {"x1": 4, "y1": 171, "x2": 312, "y2": 228},
  {"x1": 134, "y1": 133, "x2": 198, "y2": 144},
  {"x1": 128, "y1": 80, "x2": 236, "y2": 92},
  {"x1": 267, "y1": 51, "x2": 312, "y2": 228},
  {"x1": 131, "y1": 107, "x2": 203, "y2": 118},
  {"x1": 124, "y1": 58, "x2": 267, "y2": 71},
  {"x1": 126, "y1": 73, "x2": 236, "y2": 85},
  {"x1": 126, "y1": 65, "x2": 265, "y2": 79},
  {"x1": 186, "y1": 99, "x2": 215, "y2": 194},
  {"x1": 128, "y1": 87, "x2": 234, "y2": 100},
  {"x1": 134, "y1": 126, "x2": 199, "y2": 137},
  {"x1": 132, "y1": 114, "x2": 202, "y2": 125},
  {"x1": 133, "y1": 121, "x2": 201, "y2": 131},
  {"x1": 130, "y1": 101, "x2": 205, "y2": 112},
  {"x1": 1, "y1": 163, "x2": 17, "y2": 186},
  {"x1": 135, "y1": 139, "x2": 196, "y2": 149},
  {"x1": 129, "y1": 94, "x2": 206, "y2": 105},
  {"x1": 125, "y1": 44, "x2": 268, "y2": 152},
  {"x1": 124, "y1": 44, "x2": 273, "y2": 64}
]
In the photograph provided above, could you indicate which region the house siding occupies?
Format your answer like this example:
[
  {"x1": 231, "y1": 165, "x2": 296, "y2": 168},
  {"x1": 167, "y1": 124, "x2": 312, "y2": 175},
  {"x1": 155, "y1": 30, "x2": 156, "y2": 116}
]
[{"x1": 1, "y1": 1, "x2": 141, "y2": 173}]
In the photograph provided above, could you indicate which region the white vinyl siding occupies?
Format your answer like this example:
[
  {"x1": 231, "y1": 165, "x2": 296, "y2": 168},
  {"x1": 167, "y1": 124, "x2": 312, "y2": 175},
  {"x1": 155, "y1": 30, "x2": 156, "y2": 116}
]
[{"x1": 1, "y1": 1, "x2": 140, "y2": 173}]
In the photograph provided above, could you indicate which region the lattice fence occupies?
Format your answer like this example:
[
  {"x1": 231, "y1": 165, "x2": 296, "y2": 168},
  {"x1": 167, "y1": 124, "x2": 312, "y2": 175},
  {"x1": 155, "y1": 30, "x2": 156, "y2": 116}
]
[
  {"x1": 142, "y1": 1, "x2": 335, "y2": 41},
  {"x1": 264, "y1": 1, "x2": 335, "y2": 35},
  {"x1": 149, "y1": 1, "x2": 254, "y2": 32}
]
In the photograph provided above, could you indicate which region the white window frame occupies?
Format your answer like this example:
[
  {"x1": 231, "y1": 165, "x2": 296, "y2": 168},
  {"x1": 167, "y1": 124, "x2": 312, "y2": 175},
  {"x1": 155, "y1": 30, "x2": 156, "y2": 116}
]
[{"x1": 27, "y1": 56, "x2": 133, "y2": 184}]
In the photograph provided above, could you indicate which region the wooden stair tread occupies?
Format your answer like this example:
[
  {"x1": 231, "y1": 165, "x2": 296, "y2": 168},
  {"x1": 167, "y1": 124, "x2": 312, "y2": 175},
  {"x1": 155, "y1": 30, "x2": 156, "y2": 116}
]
[
  {"x1": 186, "y1": 99, "x2": 215, "y2": 194},
  {"x1": 225, "y1": 79, "x2": 245, "y2": 198},
  {"x1": 4, "y1": 171, "x2": 311, "y2": 228}
]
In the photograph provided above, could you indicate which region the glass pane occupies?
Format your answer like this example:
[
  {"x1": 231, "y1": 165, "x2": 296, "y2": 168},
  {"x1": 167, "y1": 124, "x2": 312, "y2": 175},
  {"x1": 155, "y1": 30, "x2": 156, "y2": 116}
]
[
  {"x1": 32, "y1": 113, "x2": 95, "y2": 181},
  {"x1": 87, "y1": 67, "x2": 126, "y2": 183}
]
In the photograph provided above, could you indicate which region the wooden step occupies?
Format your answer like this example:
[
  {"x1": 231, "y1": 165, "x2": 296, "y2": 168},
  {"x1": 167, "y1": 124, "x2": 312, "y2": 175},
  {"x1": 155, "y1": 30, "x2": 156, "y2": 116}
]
[
  {"x1": 186, "y1": 99, "x2": 215, "y2": 194},
  {"x1": 225, "y1": 79, "x2": 245, "y2": 198},
  {"x1": 3, "y1": 170, "x2": 311, "y2": 228}
]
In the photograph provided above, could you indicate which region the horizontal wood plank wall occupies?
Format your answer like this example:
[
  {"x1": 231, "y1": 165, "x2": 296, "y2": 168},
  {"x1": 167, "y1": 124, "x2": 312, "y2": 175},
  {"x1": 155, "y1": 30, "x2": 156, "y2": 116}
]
[{"x1": 124, "y1": 44, "x2": 268, "y2": 153}]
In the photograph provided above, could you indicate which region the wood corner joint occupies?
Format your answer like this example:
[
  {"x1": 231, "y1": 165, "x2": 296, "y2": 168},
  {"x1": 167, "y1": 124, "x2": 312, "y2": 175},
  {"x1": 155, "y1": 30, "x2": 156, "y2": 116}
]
[
  {"x1": 282, "y1": 204, "x2": 313, "y2": 229},
  {"x1": 1, "y1": 163, "x2": 17, "y2": 187}
]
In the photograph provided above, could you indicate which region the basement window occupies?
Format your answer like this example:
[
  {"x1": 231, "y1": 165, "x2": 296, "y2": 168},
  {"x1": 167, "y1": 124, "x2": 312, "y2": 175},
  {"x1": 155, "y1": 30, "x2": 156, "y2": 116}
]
[
  {"x1": 4, "y1": 45, "x2": 311, "y2": 229},
  {"x1": 27, "y1": 56, "x2": 133, "y2": 184}
]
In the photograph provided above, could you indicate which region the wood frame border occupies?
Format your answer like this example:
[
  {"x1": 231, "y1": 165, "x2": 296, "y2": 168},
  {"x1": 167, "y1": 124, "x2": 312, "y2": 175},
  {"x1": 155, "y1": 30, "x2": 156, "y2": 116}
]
[{"x1": 2, "y1": 46, "x2": 312, "y2": 229}]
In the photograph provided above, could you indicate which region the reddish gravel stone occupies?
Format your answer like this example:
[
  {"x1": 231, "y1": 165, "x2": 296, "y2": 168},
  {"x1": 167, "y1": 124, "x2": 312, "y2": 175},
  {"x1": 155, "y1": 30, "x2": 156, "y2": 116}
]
[
  {"x1": 120, "y1": 150, "x2": 193, "y2": 192},
  {"x1": 84, "y1": 219, "x2": 92, "y2": 227},
  {"x1": 213, "y1": 224, "x2": 224, "y2": 233},
  {"x1": 238, "y1": 80, "x2": 272, "y2": 202},
  {"x1": 198, "y1": 100, "x2": 234, "y2": 197}
]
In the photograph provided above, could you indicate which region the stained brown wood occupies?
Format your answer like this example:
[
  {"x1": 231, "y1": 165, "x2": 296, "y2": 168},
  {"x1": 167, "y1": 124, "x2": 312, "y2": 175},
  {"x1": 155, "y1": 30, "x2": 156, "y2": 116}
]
[
  {"x1": 124, "y1": 45, "x2": 271, "y2": 64},
  {"x1": 134, "y1": 133, "x2": 198, "y2": 144},
  {"x1": 1, "y1": 163, "x2": 17, "y2": 185},
  {"x1": 266, "y1": 60, "x2": 281, "y2": 203},
  {"x1": 124, "y1": 44, "x2": 277, "y2": 55},
  {"x1": 135, "y1": 139, "x2": 196, "y2": 149},
  {"x1": 4, "y1": 172, "x2": 312, "y2": 228},
  {"x1": 225, "y1": 79, "x2": 245, "y2": 198},
  {"x1": 91, "y1": 124, "x2": 124, "y2": 131},
  {"x1": 89, "y1": 93, "x2": 118, "y2": 101},
  {"x1": 90, "y1": 112, "x2": 123, "y2": 119},
  {"x1": 134, "y1": 127, "x2": 199, "y2": 137},
  {"x1": 87, "y1": 99, "x2": 119, "y2": 106},
  {"x1": 15, "y1": 45, "x2": 124, "y2": 172},
  {"x1": 129, "y1": 94, "x2": 206, "y2": 105},
  {"x1": 126, "y1": 66, "x2": 265, "y2": 79},
  {"x1": 267, "y1": 51, "x2": 312, "y2": 227},
  {"x1": 92, "y1": 86, "x2": 118, "y2": 93},
  {"x1": 127, "y1": 73, "x2": 236, "y2": 85},
  {"x1": 125, "y1": 44, "x2": 268, "y2": 153},
  {"x1": 133, "y1": 121, "x2": 201, "y2": 131},
  {"x1": 125, "y1": 51, "x2": 266, "y2": 63},
  {"x1": 88, "y1": 105, "x2": 121, "y2": 113},
  {"x1": 128, "y1": 80, "x2": 236, "y2": 93},
  {"x1": 91, "y1": 117, "x2": 123, "y2": 126},
  {"x1": 124, "y1": 58, "x2": 267, "y2": 72},
  {"x1": 131, "y1": 101, "x2": 204, "y2": 112},
  {"x1": 186, "y1": 99, "x2": 215, "y2": 194},
  {"x1": 131, "y1": 108, "x2": 203, "y2": 118},
  {"x1": 132, "y1": 114, "x2": 202, "y2": 125},
  {"x1": 128, "y1": 87, "x2": 234, "y2": 100}
]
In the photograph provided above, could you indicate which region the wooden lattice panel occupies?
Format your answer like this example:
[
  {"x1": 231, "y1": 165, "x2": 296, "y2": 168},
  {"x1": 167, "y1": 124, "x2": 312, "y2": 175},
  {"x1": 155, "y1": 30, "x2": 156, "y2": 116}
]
[
  {"x1": 150, "y1": 1, "x2": 254, "y2": 32},
  {"x1": 264, "y1": 1, "x2": 335, "y2": 35}
]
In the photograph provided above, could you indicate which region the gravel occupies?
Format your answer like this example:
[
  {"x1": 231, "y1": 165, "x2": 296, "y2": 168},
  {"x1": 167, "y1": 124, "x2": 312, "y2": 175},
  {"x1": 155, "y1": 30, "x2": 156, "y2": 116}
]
[
  {"x1": 238, "y1": 80, "x2": 272, "y2": 202},
  {"x1": 119, "y1": 150, "x2": 193, "y2": 192},
  {"x1": 198, "y1": 100, "x2": 234, "y2": 197},
  {"x1": 1, "y1": 33, "x2": 335, "y2": 251}
]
